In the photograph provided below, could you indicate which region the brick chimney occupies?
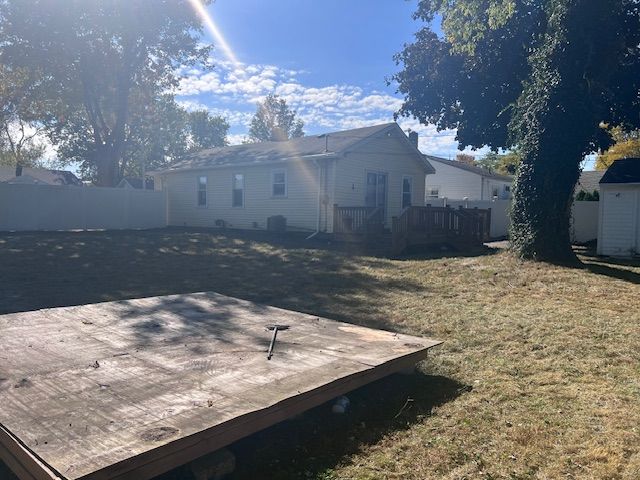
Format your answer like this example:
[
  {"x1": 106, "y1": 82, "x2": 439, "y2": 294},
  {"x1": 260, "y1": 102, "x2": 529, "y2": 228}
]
[{"x1": 408, "y1": 130, "x2": 418, "y2": 148}]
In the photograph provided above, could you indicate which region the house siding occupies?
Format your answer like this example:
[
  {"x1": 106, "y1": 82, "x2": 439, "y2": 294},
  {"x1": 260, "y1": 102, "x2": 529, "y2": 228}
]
[
  {"x1": 598, "y1": 184, "x2": 640, "y2": 256},
  {"x1": 162, "y1": 160, "x2": 321, "y2": 232},
  {"x1": 332, "y1": 134, "x2": 427, "y2": 227},
  {"x1": 426, "y1": 161, "x2": 511, "y2": 200}
]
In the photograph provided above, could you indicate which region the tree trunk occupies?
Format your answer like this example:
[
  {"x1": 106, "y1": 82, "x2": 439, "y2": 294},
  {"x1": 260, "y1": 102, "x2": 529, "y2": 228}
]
[
  {"x1": 510, "y1": 135, "x2": 582, "y2": 262},
  {"x1": 94, "y1": 144, "x2": 119, "y2": 187},
  {"x1": 509, "y1": 0, "x2": 597, "y2": 263}
]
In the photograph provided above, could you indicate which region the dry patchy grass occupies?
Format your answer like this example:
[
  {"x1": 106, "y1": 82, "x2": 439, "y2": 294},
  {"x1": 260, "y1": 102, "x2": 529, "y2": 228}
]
[{"x1": 0, "y1": 229, "x2": 639, "y2": 479}]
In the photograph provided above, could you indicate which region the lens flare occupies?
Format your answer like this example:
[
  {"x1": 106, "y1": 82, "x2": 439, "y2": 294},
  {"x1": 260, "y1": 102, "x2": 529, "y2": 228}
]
[{"x1": 187, "y1": 0, "x2": 240, "y2": 67}]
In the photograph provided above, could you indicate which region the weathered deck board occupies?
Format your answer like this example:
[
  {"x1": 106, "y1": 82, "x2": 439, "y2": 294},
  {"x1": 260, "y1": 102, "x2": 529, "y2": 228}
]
[{"x1": 0, "y1": 292, "x2": 441, "y2": 480}]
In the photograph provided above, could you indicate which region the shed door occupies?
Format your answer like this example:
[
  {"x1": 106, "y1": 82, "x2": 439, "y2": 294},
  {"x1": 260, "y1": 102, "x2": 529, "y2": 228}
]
[{"x1": 601, "y1": 189, "x2": 638, "y2": 256}]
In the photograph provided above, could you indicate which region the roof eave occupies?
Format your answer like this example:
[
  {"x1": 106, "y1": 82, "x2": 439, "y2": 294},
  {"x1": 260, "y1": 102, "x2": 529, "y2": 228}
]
[{"x1": 151, "y1": 152, "x2": 340, "y2": 175}]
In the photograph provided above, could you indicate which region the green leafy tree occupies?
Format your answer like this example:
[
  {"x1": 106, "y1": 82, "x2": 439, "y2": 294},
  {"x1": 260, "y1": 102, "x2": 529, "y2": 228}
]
[
  {"x1": 393, "y1": 0, "x2": 640, "y2": 261},
  {"x1": 0, "y1": 66, "x2": 53, "y2": 168},
  {"x1": 477, "y1": 151, "x2": 520, "y2": 175},
  {"x1": 0, "y1": 0, "x2": 211, "y2": 186},
  {"x1": 187, "y1": 110, "x2": 229, "y2": 151},
  {"x1": 248, "y1": 94, "x2": 304, "y2": 142},
  {"x1": 596, "y1": 127, "x2": 640, "y2": 170},
  {"x1": 575, "y1": 190, "x2": 599, "y2": 201}
]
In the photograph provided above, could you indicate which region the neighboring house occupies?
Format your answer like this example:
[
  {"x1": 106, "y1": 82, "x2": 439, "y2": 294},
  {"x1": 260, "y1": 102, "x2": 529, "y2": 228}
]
[
  {"x1": 597, "y1": 158, "x2": 640, "y2": 256},
  {"x1": 0, "y1": 166, "x2": 82, "y2": 186},
  {"x1": 117, "y1": 177, "x2": 155, "y2": 190},
  {"x1": 423, "y1": 156, "x2": 513, "y2": 201},
  {"x1": 154, "y1": 123, "x2": 434, "y2": 233},
  {"x1": 575, "y1": 170, "x2": 604, "y2": 198}
]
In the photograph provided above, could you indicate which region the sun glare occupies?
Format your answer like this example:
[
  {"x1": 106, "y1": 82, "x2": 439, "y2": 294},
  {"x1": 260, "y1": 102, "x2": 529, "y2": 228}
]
[{"x1": 187, "y1": 0, "x2": 240, "y2": 67}]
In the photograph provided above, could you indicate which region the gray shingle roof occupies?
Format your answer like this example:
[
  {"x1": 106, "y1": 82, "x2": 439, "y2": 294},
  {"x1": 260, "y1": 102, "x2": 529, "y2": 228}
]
[
  {"x1": 425, "y1": 155, "x2": 514, "y2": 182},
  {"x1": 575, "y1": 170, "x2": 605, "y2": 193},
  {"x1": 600, "y1": 158, "x2": 640, "y2": 184},
  {"x1": 0, "y1": 167, "x2": 82, "y2": 186},
  {"x1": 158, "y1": 123, "x2": 434, "y2": 174}
]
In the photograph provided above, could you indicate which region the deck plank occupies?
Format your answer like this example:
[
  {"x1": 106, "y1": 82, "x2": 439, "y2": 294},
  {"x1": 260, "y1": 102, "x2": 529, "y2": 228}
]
[{"x1": 0, "y1": 292, "x2": 441, "y2": 480}]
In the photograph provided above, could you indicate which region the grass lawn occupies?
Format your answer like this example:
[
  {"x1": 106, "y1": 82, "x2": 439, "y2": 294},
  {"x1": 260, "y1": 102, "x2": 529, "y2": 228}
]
[{"x1": 1, "y1": 229, "x2": 639, "y2": 479}]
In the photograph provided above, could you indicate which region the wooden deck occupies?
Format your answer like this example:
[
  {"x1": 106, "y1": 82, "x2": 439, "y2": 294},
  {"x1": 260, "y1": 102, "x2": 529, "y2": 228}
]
[{"x1": 0, "y1": 292, "x2": 441, "y2": 480}]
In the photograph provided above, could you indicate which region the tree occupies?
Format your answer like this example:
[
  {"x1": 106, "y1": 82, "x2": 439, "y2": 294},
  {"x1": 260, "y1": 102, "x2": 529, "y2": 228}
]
[
  {"x1": 51, "y1": 94, "x2": 230, "y2": 182},
  {"x1": 187, "y1": 110, "x2": 229, "y2": 151},
  {"x1": 248, "y1": 94, "x2": 304, "y2": 142},
  {"x1": 0, "y1": 66, "x2": 52, "y2": 168},
  {"x1": 0, "y1": 0, "x2": 211, "y2": 186},
  {"x1": 455, "y1": 153, "x2": 475, "y2": 165},
  {"x1": 393, "y1": 1, "x2": 640, "y2": 261},
  {"x1": 476, "y1": 151, "x2": 521, "y2": 176},
  {"x1": 596, "y1": 127, "x2": 640, "y2": 170},
  {"x1": 575, "y1": 190, "x2": 599, "y2": 201}
]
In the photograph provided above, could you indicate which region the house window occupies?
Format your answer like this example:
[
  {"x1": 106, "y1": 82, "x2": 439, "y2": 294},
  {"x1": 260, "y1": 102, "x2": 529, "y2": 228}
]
[
  {"x1": 492, "y1": 187, "x2": 499, "y2": 198},
  {"x1": 232, "y1": 173, "x2": 244, "y2": 207},
  {"x1": 402, "y1": 176, "x2": 413, "y2": 209},
  {"x1": 504, "y1": 185, "x2": 511, "y2": 193},
  {"x1": 426, "y1": 186, "x2": 439, "y2": 198},
  {"x1": 197, "y1": 176, "x2": 207, "y2": 206},
  {"x1": 271, "y1": 169, "x2": 287, "y2": 197}
]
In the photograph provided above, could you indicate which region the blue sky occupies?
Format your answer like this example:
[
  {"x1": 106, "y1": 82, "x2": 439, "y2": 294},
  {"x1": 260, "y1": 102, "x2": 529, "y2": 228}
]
[
  {"x1": 176, "y1": 0, "x2": 469, "y2": 158},
  {"x1": 176, "y1": 0, "x2": 597, "y2": 169}
]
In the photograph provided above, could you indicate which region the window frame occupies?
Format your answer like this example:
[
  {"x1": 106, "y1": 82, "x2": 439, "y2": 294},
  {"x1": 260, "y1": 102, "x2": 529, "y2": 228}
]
[
  {"x1": 401, "y1": 175, "x2": 413, "y2": 209},
  {"x1": 426, "y1": 185, "x2": 440, "y2": 199},
  {"x1": 197, "y1": 175, "x2": 208, "y2": 207},
  {"x1": 232, "y1": 173, "x2": 245, "y2": 208},
  {"x1": 271, "y1": 168, "x2": 287, "y2": 198}
]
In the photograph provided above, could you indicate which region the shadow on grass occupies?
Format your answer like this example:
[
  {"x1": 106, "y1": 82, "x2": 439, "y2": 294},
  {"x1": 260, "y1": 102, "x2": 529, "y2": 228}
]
[
  {"x1": 154, "y1": 372, "x2": 468, "y2": 480},
  {"x1": 573, "y1": 245, "x2": 640, "y2": 285},
  {"x1": 0, "y1": 229, "x2": 414, "y2": 333},
  {"x1": 0, "y1": 229, "x2": 462, "y2": 480},
  {"x1": 396, "y1": 243, "x2": 500, "y2": 262}
]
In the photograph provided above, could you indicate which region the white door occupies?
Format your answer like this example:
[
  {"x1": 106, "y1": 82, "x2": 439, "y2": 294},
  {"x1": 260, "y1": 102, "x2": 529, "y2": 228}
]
[{"x1": 601, "y1": 189, "x2": 638, "y2": 256}]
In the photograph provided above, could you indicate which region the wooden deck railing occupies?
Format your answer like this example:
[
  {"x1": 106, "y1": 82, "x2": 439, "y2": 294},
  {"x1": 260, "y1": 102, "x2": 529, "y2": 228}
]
[
  {"x1": 391, "y1": 205, "x2": 491, "y2": 255},
  {"x1": 333, "y1": 205, "x2": 385, "y2": 235}
]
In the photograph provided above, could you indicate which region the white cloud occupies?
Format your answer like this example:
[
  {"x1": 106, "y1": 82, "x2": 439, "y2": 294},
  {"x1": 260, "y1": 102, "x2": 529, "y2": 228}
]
[{"x1": 176, "y1": 59, "x2": 466, "y2": 156}]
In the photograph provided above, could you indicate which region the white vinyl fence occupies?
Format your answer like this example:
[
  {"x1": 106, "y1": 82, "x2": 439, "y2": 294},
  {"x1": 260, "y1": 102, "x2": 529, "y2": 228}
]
[
  {"x1": 570, "y1": 201, "x2": 599, "y2": 244},
  {"x1": 425, "y1": 197, "x2": 599, "y2": 243},
  {"x1": 0, "y1": 183, "x2": 165, "y2": 232}
]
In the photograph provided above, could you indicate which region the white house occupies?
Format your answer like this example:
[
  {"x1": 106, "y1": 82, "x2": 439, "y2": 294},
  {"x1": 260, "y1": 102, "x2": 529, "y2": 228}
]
[
  {"x1": 154, "y1": 123, "x2": 435, "y2": 234},
  {"x1": 423, "y1": 156, "x2": 513, "y2": 201},
  {"x1": 597, "y1": 158, "x2": 640, "y2": 256},
  {"x1": 0, "y1": 166, "x2": 82, "y2": 186}
]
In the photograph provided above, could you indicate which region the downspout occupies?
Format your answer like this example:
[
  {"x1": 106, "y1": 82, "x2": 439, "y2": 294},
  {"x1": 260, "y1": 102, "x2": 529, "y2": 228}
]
[{"x1": 306, "y1": 159, "x2": 322, "y2": 240}]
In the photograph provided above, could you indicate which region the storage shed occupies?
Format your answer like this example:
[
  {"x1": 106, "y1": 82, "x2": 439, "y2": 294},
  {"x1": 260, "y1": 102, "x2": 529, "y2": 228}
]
[{"x1": 597, "y1": 158, "x2": 640, "y2": 256}]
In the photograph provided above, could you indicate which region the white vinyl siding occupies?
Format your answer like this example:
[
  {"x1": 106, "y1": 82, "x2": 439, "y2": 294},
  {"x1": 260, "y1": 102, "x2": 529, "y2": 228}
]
[
  {"x1": 598, "y1": 185, "x2": 640, "y2": 256},
  {"x1": 427, "y1": 160, "x2": 512, "y2": 200},
  {"x1": 164, "y1": 161, "x2": 319, "y2": 231},
  {"x1": 333, "y1": 132, "x2": 427, "y2": 227}
]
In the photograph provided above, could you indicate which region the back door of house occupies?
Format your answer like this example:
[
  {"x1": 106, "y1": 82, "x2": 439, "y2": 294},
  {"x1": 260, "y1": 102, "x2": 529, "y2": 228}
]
[{"x1": 366, "y1": 171, "x2": 387, "y2": 219}]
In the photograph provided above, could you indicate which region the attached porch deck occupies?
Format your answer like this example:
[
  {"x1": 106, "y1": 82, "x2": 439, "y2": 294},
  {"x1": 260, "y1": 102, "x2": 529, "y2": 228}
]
[{"x1": 333, "y1": 204, "x2": 492, "y2": 255}]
